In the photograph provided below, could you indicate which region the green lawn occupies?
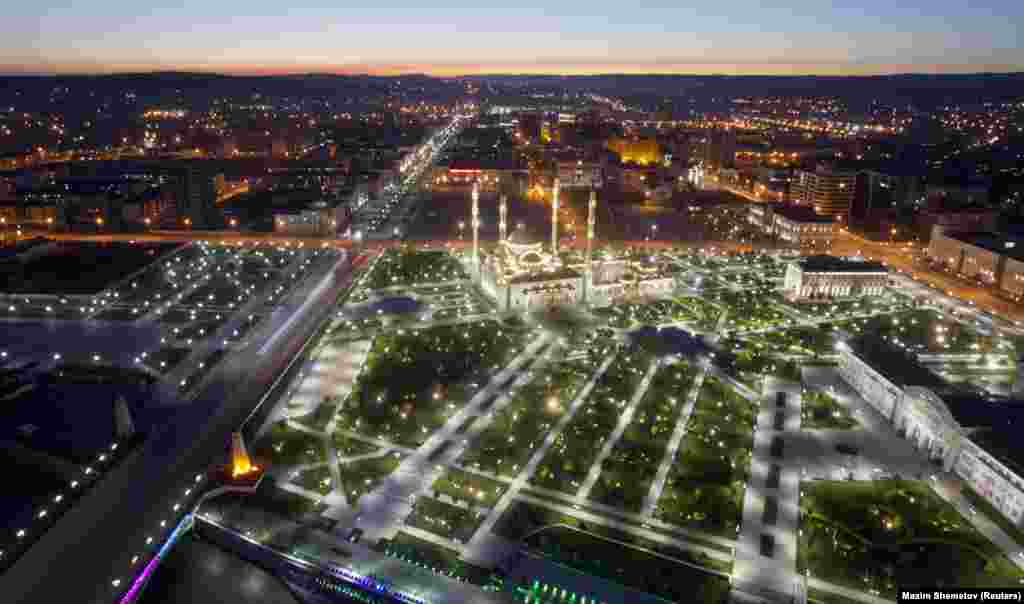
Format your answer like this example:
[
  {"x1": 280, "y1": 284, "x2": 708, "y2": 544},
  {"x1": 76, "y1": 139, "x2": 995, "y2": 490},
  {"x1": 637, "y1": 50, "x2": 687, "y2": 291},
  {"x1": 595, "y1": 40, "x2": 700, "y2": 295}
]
[
  {"x1": 363, "y1": 249, "x2": 467, "y2": 290},
  {"x1": 406, "y1": 496, "x2": 486, "y2": 542},
  {"x1": 293, "y1": 397, "x2": 339, "y2": 432},
  {"x1": 655, "y1": 377, "x2": 756, "y2": 537},
  {"x1": 863, "y1": 309, "x2": 1012, "y2": 358},
  {"x1": 252, "y1": 421, "x2": 328, "y2": 468},
  {"x1": 293, "y1": 465, "x2": 333, "y2": 496},
  {"x1": 336, "y1": 320, "x2": 527, "y2": 447},
  {"x1": 431, "y1": 468, "x2": 507, "y2": 507},
  {"x1": 799, "y1": 481, "x2": 1024, "y2": 598},
  {"x1": 337, "y1": 452, "x2": 404, "y2": 504},
  {"x1": 330, "y1": 433, "x2": 380, "y2": 458},
  {"x1": 530, "y1": 347, "x2": 655, "y2": 494},
  {"x1": 460, "y1": 361, "x2": 588, "y2": 477},
  {"x1": 707, "y1": 290, "x2": 791, "y2": 332},
  {"x1": 743, "y1": 326, "x2": 838, "y2": 358},
  {"x1": 801, "y1": 390, "x2": 859, "y2": 430},
  {"x1": 589, "y1": 361, "x2": 697, "y2": 512}
]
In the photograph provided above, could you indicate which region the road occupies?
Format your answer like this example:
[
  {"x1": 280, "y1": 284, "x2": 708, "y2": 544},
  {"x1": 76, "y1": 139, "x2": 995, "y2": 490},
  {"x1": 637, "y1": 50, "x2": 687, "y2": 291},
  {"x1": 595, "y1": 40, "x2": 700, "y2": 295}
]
[{"x1": 0, "y1": 248, "x2": 356, "y2": 604}]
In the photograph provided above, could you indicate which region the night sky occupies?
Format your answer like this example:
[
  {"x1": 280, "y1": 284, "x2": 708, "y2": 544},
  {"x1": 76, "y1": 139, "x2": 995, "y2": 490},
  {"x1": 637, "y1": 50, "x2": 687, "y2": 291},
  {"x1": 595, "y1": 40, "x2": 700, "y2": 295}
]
[{"x1": 2, "y1": 0, "x2": 1022, "y2": 75}]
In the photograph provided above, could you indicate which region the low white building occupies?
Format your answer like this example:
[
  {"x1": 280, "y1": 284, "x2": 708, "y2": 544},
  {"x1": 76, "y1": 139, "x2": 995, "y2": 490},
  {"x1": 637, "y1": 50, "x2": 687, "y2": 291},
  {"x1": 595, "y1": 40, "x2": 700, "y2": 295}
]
[
  {"x1": 839, "y1": 334, "x2": 1024, "y2": 526},
  {"x1": 783, "y1": 255, "x2": 889, "y2": 300}
]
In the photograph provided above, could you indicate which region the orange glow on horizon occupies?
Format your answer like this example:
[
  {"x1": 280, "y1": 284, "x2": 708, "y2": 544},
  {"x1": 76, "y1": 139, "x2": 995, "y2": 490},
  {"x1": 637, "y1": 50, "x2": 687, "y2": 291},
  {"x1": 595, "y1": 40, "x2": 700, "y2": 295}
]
[{"x1": 3, "y1": 61, "x2": 1023, "y2": 77}]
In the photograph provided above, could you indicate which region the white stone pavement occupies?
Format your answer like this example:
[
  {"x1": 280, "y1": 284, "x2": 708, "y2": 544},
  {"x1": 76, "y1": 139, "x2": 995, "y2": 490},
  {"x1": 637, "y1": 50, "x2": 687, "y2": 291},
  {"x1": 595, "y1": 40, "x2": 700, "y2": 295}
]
[
  {"x1": 576, "y1": 357, "x2": 661, "y2": 502},
  {"x1": 462, "y1": 352, "x2": 618, "y2": 565},
  {"x1": 731, "y1": 377, "x2": 804, "y2": 604}
]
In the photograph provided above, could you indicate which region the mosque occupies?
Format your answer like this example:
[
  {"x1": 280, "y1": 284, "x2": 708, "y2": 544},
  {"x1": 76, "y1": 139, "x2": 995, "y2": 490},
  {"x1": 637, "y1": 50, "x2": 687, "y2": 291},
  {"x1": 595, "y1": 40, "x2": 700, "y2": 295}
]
[{"x1": 466, "y1": 179, "x2": 674, "y2": 311}]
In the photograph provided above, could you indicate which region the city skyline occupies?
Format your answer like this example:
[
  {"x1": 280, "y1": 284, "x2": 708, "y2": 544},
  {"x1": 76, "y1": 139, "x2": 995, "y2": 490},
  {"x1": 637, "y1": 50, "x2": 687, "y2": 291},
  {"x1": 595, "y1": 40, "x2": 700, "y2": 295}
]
[{"x1": 2, "y1": 0, "x2": 1023, "y2": 76}]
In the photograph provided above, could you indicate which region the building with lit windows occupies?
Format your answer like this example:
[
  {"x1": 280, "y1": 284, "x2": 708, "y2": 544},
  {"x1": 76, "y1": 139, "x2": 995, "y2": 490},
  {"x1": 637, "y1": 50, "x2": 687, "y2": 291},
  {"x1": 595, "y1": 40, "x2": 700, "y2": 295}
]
[
  {"x1": 767, "y1": 205, "x2": 836, "y2": 249},
  {"x1": 273, "y1": 199, "x2": 348, "y2": 237},
  {"x1": 429, "y1": 160, "x2": 526, "y2": 194},
  {"x1": 473, "y1": 186, "x2": 671, "y2": 311},
  {"x1": 607, "y1": 137, "x2": 662, "y2": 166},
  {"x1": 782, "y1": 255, "x2": 888, "y2": 300},
  {"x1": 838, "y1": 334, "x2": 1024, "y2": 527},
  {"x1": 556, "y1": 160, "x2": 603, "y2": 190},
  {"x1": 792, "y1": 166, "x2": 856, "y2": 218},
  {"x1": 927, "y1": 228, "x2": 1024, "y2": 298}
]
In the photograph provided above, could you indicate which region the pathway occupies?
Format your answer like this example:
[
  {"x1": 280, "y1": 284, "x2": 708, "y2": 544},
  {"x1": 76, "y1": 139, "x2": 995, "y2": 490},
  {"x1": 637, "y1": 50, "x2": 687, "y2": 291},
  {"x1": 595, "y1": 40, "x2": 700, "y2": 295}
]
[
  {"x1": 462, "y1": 352, "x2": 618, "y2": 565},
  {"x1": 644, "y1": 309, "x2": 729, "y2": 516},
  {"x1": 347, "y1": 332, "x2": 554, "y2": 541},
  {"x1": 731, "y1": 377, "x2": 804, "y2": 604},
  {"x1": 576, "y1": 357, "x2": 661, "y2": 501}
]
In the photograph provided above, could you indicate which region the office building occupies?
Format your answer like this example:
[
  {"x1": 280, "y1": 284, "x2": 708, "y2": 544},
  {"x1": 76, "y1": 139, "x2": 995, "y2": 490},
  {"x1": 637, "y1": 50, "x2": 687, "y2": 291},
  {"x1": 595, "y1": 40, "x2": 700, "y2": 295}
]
[
  {"x1": 176, "y1": 166, "x2": 218, "y2": 229},
  {"x1": 792, "y1": 166, "x2": 856, "y2": 218}
]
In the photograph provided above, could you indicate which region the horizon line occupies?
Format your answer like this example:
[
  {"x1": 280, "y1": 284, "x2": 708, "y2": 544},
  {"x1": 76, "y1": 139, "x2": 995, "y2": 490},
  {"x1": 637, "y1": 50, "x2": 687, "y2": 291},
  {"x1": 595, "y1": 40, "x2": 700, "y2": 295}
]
[{"x1": 2, "y1": 63, "x2": 1024, "y2": 79}]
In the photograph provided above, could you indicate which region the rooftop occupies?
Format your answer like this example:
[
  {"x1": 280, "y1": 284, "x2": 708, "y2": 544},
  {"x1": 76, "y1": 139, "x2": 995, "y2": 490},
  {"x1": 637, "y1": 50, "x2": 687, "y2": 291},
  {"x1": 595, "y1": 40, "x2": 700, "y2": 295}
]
[
  {"x1": 508, "y1": 267, "x2": 580, "y2": 284},
  {"x1": 966, "y1": 420, "x2": 1024, "y2": 479},
  {"x1": 798, "y1": 255, "x2": 887, "y2": 274},
  {"x1": 947, "y1": 232, "x2": 1024, "y2": 262},
  {"x1": 773, "y1": 204, "x2": 835, "y2": 224},
  {"x1": 846, "y1": 333, "x2": 953, "y2": 395}
]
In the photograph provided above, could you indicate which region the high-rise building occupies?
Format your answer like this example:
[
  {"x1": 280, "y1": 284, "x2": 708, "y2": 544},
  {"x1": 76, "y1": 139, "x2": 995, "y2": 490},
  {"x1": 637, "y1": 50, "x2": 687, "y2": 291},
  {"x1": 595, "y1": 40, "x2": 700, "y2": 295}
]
[
  {"x1": 792, "y1": 166, "x2": 856, "y2": 218},
  {"x1": 176, "y1": 166, "x2": 217, "y2": 229}
]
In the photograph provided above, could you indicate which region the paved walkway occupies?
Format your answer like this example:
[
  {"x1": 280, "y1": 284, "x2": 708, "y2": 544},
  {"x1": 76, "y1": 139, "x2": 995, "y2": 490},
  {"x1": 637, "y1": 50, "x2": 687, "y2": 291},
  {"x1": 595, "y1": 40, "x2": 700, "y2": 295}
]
[
  {"x1": 731, "y1": 377, "x2": 803, "y2": 604},
  {"x1": 576, "y1": 358, "x2": 661, "y2": 501},
  {"x1": 462, "y1": 352, "x2": 618, "y2": 565}
]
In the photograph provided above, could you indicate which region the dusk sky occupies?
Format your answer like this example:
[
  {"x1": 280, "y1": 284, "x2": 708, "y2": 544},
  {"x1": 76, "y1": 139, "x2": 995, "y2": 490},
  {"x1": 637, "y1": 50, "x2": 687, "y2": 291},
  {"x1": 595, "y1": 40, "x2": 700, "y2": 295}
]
[{"x1": 2, "y1": 0, "x2": 1023, "y2": 75}]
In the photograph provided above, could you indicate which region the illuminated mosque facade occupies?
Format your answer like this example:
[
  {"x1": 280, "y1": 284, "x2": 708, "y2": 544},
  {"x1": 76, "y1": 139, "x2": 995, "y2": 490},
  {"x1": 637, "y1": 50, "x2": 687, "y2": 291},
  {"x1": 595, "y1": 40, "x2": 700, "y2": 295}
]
[{"x1": 467, "y1": 179, "x2": 674, "y2": 311}]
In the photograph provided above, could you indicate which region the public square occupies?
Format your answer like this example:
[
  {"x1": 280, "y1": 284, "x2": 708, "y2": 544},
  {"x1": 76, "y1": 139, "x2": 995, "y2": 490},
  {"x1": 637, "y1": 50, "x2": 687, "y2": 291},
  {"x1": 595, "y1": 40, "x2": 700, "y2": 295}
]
[{"x1": 202, "y1": 246, "x2": 1024, "y2": 604}]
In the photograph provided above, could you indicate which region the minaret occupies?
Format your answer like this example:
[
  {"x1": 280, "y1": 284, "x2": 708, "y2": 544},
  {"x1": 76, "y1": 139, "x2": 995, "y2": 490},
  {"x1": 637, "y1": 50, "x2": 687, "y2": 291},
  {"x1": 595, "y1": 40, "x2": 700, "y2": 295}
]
[
  {"x1": 585, "y1": 189, "x2": 597, "y2": 302},
  {"x1": 471, "y1": 180, "x2": 480, "y2": 276},
  {"x1": 499, "y1": 194, "x2": 508, "y2": 243},
  {"x1": 551, "y1": 178, "x2": 560, "y2": 256}
]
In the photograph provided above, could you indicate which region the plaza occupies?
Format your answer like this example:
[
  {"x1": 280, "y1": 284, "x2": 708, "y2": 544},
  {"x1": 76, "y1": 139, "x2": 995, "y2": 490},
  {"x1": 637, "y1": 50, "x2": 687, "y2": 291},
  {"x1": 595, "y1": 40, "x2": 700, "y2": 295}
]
[{"x1": 196, "y1": 243, "x2": 1024, "y2": 604}]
